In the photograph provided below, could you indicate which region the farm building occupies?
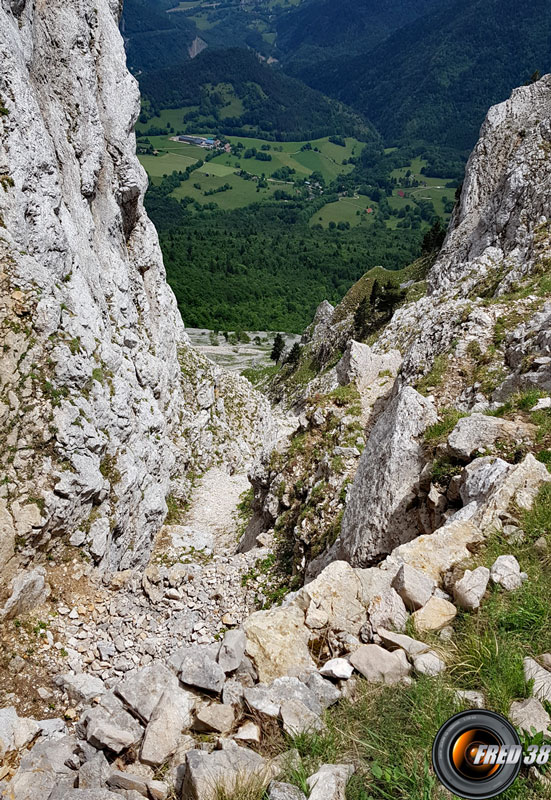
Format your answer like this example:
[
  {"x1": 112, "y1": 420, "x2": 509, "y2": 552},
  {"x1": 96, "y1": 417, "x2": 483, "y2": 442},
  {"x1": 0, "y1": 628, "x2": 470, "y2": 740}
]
[{"x1": 178, "y1": 135, "x2": 216, "y2": 148}]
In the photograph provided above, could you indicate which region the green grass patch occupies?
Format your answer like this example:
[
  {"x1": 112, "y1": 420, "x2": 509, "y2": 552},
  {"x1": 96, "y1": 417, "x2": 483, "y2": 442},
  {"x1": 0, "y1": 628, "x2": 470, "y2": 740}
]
[
  {"x1": 417, "y1": 354, "x2": 449, "y2": 395},
  {"x1": 425, "y1": 408, "x2": 467, "y2": 443}
]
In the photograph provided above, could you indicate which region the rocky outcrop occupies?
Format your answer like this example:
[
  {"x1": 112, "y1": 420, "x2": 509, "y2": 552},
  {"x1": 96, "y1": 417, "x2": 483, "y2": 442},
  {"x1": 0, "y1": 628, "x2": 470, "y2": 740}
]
[
  {"x1": 0, "y1": 0, "x2": 275, "y2": 577},
  {"x1": 334, "y1": 387, "x2": 438, "y2": 566}
]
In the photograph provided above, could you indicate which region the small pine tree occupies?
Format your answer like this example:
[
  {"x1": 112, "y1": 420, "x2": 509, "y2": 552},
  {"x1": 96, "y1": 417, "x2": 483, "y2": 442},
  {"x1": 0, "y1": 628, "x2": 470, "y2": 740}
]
[
  {"x1": 369, "y1": 279, "x2": 380, "y2": 308},
  {"x1": 353, "y1": 297, "x2": 369, "y2": 340},
  {"x1": 422, "y1": 219, "x2": 446, "y2": 253},
  {"x1": 377, "y1": 280, "x2": 406, "y2": 317},
  {"x1": 286, "y1": 342, "x2": 302, "y2": 366},
  {"x1": 271, "y1": 333, "x2": 285, "y2": 363}
]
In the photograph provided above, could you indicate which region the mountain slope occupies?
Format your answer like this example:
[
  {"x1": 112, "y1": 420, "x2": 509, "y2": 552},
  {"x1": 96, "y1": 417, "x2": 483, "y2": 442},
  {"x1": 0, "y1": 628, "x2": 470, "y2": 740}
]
[
  {"x1": 302, "y1": 0, "x2": 551, "y2": 149},
  {"x1": 277, "y1": 0, "x2": 442, "y2": 72},
  {"x1": 139, "y1": 47, "x2": 376, "y2": 141}
]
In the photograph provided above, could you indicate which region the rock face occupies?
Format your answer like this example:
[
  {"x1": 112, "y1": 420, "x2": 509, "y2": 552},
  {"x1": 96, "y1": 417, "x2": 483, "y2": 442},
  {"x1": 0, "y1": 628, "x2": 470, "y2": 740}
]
[
  {"x1": 336, "y1": 387, "x2": 438, "y2": 566},
  {"x1": 0, "y1": 0, "x2": 275, "y2": 577}
]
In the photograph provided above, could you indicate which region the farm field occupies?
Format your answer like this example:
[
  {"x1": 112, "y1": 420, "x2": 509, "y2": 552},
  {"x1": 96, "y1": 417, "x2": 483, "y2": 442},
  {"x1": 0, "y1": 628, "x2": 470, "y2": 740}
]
[
  {"x1": 310, "y1": 197, "x2": 377, "y2": 229},
  {"x1": 311, "y1": 157, "x2": 455, "y2": 229},
  {"x1": 137, "y1": 132, "x2": 363, "y2": 211}
]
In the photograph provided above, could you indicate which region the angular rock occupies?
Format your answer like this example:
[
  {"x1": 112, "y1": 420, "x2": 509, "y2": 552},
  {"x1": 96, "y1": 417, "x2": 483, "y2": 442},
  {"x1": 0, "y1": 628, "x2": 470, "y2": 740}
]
[
  {"x1": 411, "y1": 597, "x2": 457, "y2": 633},
  {"x1": 193, "y1": 702, "x2": 235, "y2": 734},
  {"x1": 296, "y1": 561, "x2": 368, "y2": 636},
  {"x1": 234, "y1": 721, "x2": 261, "y2": 745},
  {"x1": 0, "y1": 707, "x2": 40, "y2": 759},
  {"x1": 268, "y1": 781, "x2": 307, "y2": 800},
  {"x1": 178, "y1": 647, "x2": 226, "y2": 694},
  {"x1": 244, "y1": 606, "x2": 315, "y2": 683},
  {"x1": 59, "y1": 673, "x2": 106, "y2": 704},
  {"x1": 377, "y1": 628, "x2": 430, "y2": 656},
  {"x1": 337, "y1": 387, "x2": 438, "y2": 565},
  {"x1": 349, "y1": 645, "x2": 411, "y2": 685},
  {"x1": 244, "y1": 677, "x2": 322, "y2": 719},
  {"x1": 140, "y1": 688, "x2": 196, "y2": 767},
  {"x1": 320, "y1": 658, "x2": 354, "y2": 681},
  {"x1": 336, "y1": 340, "x2": 401, "y2": 394},
  {"x1": 60, "y1": 792, "x2": 121, "y2": 800},
  {"x1": 510, "y1": 698, "x2": 551, "y2": 734},
  {"x1": 217, "y1": 629, "x2": 247, "y2": 673},
  {"x1": 392, "y1": 564, "x2": 436, "y2": 611},
  {"x1": 78, "y1": 752, "x2": 110, "y2": 789},
  {"x1": 115, "y1": 663, "x2": 179, "y2": 723},
  {"x1": 308, "y1": 763, "x2": 355, "y2": 800},
  {"x1": 524, "y1": 658, "x2": 551, "y2": 703},
  {"x1": 448, "y1": 414, "x2": 533, "y2": 461},
  {"x1": 181, "y1": 747, "x2": 270, "y2": 800},
  {"x1": 79, "y1": 693, "x2": 143, "y2": 754},
  {"x1": 280, "y1": 699, "x2": 323, "y2": 736},
  {"x1": 222, "y1": 678, "x2": 245, "y2": 707},
  {"x1": 0, "y1": 568, "x2": 50, "y2": 621},
  {"x1": 413, "y1": 651, "x2": 446, "y2": 676},
  {"x1": 304, "y1": 672, "x2": 341, "y2": 708},
  {"x1": 367, "y1": 588, "x2": 408, "y2": 633},
  {"x1": 490, "y1": 555, "x2": 527, "y2": 591},
  {"x1": 384, "y1": 520, "x2": 484, "y2": 582},
  {"x1": 107, "y1": 770, "x2": 167, "y2": 799},
  {"x1": 453, "y1": 566, "x2": 490, "y2": 610},
  {"x1": 5, "y1": 735, "x2": 78, "y2": 799}
]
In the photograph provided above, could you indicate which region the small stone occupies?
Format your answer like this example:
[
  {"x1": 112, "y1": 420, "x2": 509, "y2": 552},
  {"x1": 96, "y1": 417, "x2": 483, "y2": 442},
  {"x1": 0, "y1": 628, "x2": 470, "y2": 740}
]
[
  {"x1": 193, "y1": 703, "x2": 235, "y2": 735},
  {"x1": 490, "y1": 555, "x2": 526, "y2": 592},
  {"x1": 510, "y1": 698, "x2": 551, "y2": 734},
  {"x1": 453, "y1": 567, "x2": 490, "y2": 611},
  {"x1": 392, "y1": 564, "x2": 435, "y2": 611},
  {"x1": 413, "y1": 651, "x2": 446, "y2": 677},
  {"x1": 320, "y1": 658, "x2": 354, "y2": 681},
  {"x1": 268, "y1": 781, "x2": 307, "y2": 800},
  {"x1": 116, "y1": 663, "x2": 179, "y2": 722},
  {"x1": 411, "y1": 597, "x2": 457, "y2": 633},
  {"x1": 524, "y1": 658, "x2": 551, "y2": 703},
  {"x1": 234, "y1": 721, "x2": 261, "y2": 745},
  {"x1": 59, "y1": 673, "x2": 106, "y2": 703},
  {"x1": 455, "y1": 690, "x2": 485, "y2": 708},
  {"x1": 377, "y1": 628, "x2": 430, "y2": 656},
  {"x1": 303, "y1": 672, "x2": 341, "y2": 708},
  {"x1": 534, "y1": 537, "x2": 548, "y2": 556},
  {"x1": 349, "y1": 645, "x2": 411, "y2": 685}
]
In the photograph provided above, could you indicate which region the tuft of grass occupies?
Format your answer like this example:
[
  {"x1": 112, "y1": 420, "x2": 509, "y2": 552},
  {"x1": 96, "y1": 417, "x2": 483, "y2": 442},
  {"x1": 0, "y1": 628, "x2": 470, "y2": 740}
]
[
  {"x1": 212, "y1": 773, "x2": 269, "y2": 800},
  {"x1": 417, "y1": 354, "x2": 448, "y2": 395},
  {"x1": 424, "y1": 408, "x2": 467, "y2": 444}
]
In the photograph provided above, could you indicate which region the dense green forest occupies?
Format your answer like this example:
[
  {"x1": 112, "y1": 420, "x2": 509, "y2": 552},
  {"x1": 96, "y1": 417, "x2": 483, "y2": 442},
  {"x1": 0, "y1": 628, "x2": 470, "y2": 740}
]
[
  {"x1": 138, "y1": 49, "x2": 375, "y2": 142},
  {"x1": 146, "y1": 198, "x2": 424, "y2": 331},
  {"x1": 276, "y1": 0, "x2": 442, "y2": 74},
  {"x1": 296, "y1": 0, "x2": 551, "y2": 149}
]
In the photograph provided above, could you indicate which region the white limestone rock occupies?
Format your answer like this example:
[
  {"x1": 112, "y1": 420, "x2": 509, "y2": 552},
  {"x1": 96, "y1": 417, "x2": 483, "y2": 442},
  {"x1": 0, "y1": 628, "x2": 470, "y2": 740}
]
[
  {"x1": 336, "y1": 387, "x2": 438, "y2": 565},
  {"x1": 453, "y1": 566, "x2": 491, "y2": 610},
  {"x1": 349, "y1": 645, "x2": 411, "y2": 685},
  {"x1": 490, "y1": 555, "x2": 527, "y2": 592},
  {"x1": 392, "y1": 564, "x2": 436, "y2": 611}
]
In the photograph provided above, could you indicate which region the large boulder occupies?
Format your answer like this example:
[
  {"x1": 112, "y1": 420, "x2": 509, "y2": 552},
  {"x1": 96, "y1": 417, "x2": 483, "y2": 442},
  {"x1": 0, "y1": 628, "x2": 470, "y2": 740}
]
[
  {"x1": 296, "y1": 561, "x2": 368, "y2": 635},
  {"x1": 383, "y1": 519, "x2": 484, "y2": 583},
  {"x1": 336, "y1": 387, "x2": 438, "y2": 565},
  {"x1": 336, "y1": 341, "x2": 401, "y2": 394},
  {"x1": 469, "y1": 454, "x2": 551, "y2": 528},
  {"x1": 244, "y1": 606, "x2": 315, "y2": 683},
  {"x1": 448, "y1": 414, "x2": 534, "y2": 461}
]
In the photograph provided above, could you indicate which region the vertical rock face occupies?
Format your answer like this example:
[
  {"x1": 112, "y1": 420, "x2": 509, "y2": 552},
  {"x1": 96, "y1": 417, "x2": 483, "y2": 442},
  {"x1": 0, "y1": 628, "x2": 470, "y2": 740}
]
[
  {"x1": 0, "y1": 0, "x2": 274, "y2": 575},
  {"x1": 336, "y1": 387, "x2": 438, "y2": 566}
]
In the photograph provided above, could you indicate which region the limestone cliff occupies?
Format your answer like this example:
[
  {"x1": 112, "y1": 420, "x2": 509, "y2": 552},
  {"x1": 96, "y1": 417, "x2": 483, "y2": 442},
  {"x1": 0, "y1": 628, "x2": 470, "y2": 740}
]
[{"x1": 0, "y1": 0, "x2": 274, "y2": 579}]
